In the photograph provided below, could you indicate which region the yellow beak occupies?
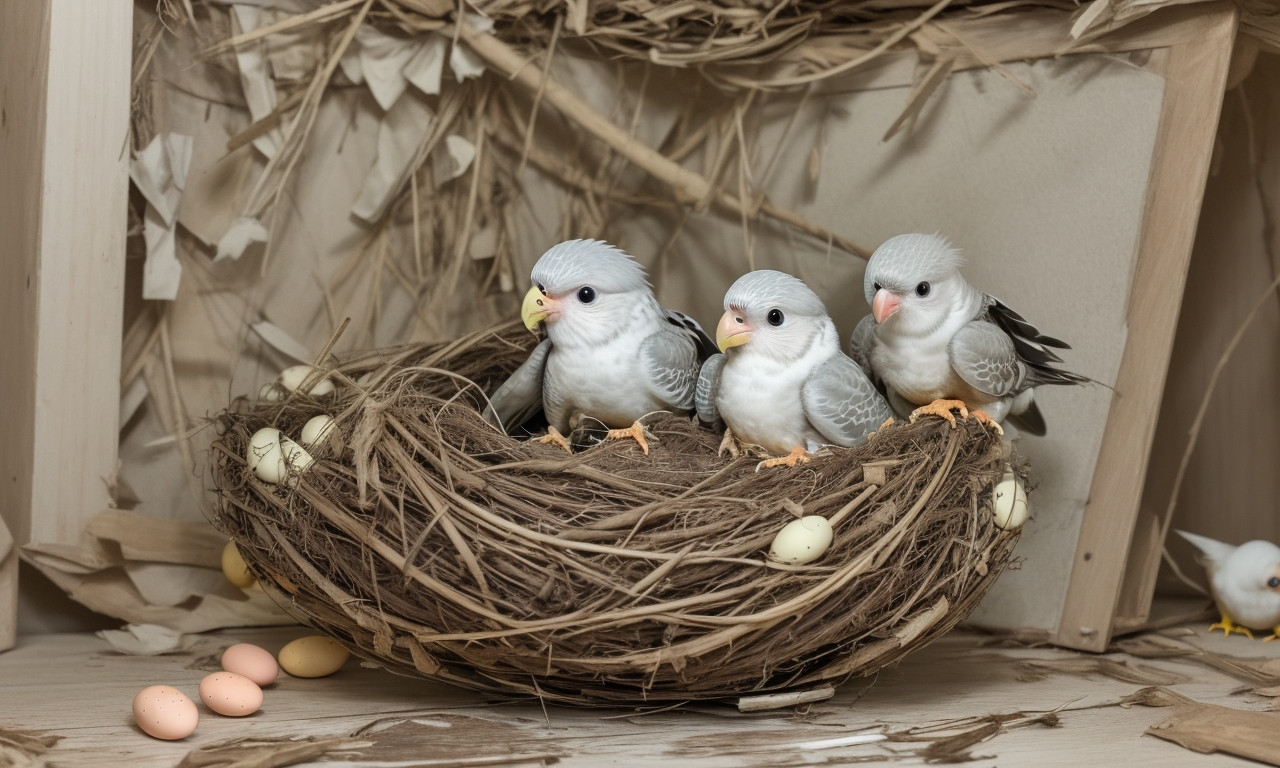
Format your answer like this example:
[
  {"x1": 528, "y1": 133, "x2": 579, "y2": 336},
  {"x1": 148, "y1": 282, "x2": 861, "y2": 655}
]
[
  {"x1": 521, "y1": 285, "x2": 560, "y2": 331},
  {"x1": 715, "y1": 310, "x2": 753, "y2": 352}
]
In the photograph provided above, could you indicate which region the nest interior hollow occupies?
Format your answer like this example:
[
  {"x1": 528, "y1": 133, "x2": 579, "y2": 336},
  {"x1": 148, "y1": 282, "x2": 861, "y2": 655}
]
[{"x1": 209, "y1": 321, "x2": 1018, "y2": 706}]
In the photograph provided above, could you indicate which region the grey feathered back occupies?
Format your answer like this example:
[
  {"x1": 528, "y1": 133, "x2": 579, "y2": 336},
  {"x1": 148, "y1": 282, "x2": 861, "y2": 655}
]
[{"x1": 530, "y1": 240, "x2": 650, "y2": 294}]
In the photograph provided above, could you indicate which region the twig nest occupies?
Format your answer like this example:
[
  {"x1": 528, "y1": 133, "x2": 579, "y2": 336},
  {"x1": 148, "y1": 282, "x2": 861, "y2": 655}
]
[{"x1": 210, "y1": 322, "x2": 1020, "y2": 706}]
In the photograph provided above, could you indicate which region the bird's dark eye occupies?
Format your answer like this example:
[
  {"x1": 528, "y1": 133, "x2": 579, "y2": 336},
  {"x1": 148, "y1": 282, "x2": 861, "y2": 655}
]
[
  {"x1": 1269, "y1": 576, "x2": 1280, "y2": 589},
  {"x1": 767, "y1": 309, "x2": 784, "y2": 326},
  {"x1": 577, "y1": 286, "x2": 596, "y2": 304},
  {"x1": 873, "y1": 282, "x2": 882, "y2": 292},
  {"x1": 915, "y1": 281, "x2": 931, "y2": 297}
]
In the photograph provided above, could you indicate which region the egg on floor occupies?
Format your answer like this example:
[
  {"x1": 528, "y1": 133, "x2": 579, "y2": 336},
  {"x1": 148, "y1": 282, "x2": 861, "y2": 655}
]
[
  {"x1": 221, "y1": 643, "x2": 279, "y2": 687},
  {"x1": 199, "y1": 671, "x2": 264, "y2": 717},
  {"x1": 278, "y1": 635, "x2": 350, "y2": 678},
  {"x1": 132, "y1": 685, "x2": 199, "y2": 740}
]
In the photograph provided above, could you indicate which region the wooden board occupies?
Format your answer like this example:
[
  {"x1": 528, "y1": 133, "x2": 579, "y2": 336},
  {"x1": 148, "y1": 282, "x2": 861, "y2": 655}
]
[
  {"x1": 1053, "y1": 4, "x2": 1239, "y2": 651},
  {"x1": 0, "y1": 624, "x2": 1274, "y2": 767},
  {"x1": 0, "y1": 0, "x2": 133, "y2": 645}
]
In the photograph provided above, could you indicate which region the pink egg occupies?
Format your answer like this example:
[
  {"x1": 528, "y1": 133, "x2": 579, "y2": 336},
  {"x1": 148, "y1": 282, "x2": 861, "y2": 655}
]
[
  {"x1": 199, "y1": 671, "x2": 264, "y2": 717},
  {"x1": 221, "y1": 642, "x2": 279, "y2": 686},
  {"x1": 133, "y1": 685, "x2": 199, "y2": 740}
]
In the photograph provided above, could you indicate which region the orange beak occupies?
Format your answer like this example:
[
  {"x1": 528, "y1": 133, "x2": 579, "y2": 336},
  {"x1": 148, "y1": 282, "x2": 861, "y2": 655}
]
[
  {"x1": 871, "y1": 288, "x2": 902, "y2": 324},
  {"x1": 716, "y1": 309, "x2": 754, "y2": 352}
]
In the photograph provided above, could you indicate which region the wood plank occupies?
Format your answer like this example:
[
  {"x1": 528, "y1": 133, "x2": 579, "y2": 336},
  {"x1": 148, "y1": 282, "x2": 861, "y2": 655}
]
[
  {"x1": 0, "y1": 0, "x2": 133, "y2": 643},
  {"x1": 0, "y1": 625, "x2": 1272, "y2": 767},
  {"x1": 1052, "y1": 4, "x2": 1239, "y2": 652}
]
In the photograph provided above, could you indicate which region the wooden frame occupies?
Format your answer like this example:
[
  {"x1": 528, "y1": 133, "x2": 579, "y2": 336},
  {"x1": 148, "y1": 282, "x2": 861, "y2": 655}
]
[
  {"x1": 1053, "y1": 4, "x2": 1239, "y2": 651},
  {"x1": 0, "y1": 0, "x2": 133, "y2": 648},
  {"x1": 0, "y1": 1, "x2": 1247, "y2": 651}
]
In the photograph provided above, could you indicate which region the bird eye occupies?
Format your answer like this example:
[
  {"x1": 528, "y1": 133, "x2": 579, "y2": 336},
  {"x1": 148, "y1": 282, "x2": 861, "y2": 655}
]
[
  {"x1": 1269, "y1": 577, "x2": 1280, "y2": 588},
  {"x1": 915, "y1": 281, "x2": 931, "y2": 297},
  {"x1": 537, "y1": 283, "x2": 547, "y2": 295},
  {"x1": 767, "y1": 309, "x2": 784, "y2": 326},
  {"x1": 873, "y1": 282, "x2": 882, "y2": 292},
  {"x1": 577, "y1": 286, "x2": 596, "y2": 304}
]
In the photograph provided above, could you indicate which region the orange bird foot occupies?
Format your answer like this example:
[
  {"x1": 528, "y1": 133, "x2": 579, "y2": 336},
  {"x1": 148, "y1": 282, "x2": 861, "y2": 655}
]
[
  {"x1": 970, "y1": 409, "x2": 1005, "y2": 436},
  {"x1": 909, "y1": 399, "x2": 970, "y2": 428},
  {"x1": 868, "y1": 416, "x2": 896, "y2": 440},
  {"x1": 537, "y1": 426, "x2": 573, "y2": 454},
  {"x1": 755, "y1": 446, "x2": 810, "y2": 472},
  {"x1": 604, "y1": 421, "x2": 651, "y2": 455}
]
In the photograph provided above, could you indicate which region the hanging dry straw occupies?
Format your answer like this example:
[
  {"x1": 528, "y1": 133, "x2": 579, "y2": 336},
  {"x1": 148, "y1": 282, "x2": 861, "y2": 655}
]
[{"x1": 209, "y1": 321, "x2": 1019, "y2": 706}]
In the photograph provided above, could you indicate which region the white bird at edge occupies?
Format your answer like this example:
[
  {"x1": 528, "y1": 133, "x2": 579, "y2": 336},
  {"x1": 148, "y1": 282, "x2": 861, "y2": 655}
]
[
  {"x1": 1176, "y1": 530, "x2": 1280, "y2": 640},
  {"x1": 695, "y1": 269, "x2": 894, "y2": 470},
  {"x1": 848, "y1": 233, "x2": 1091, "y2": 436},
  {"x1": 483, "y1": 239, "x2": 716, "y2": 454}
]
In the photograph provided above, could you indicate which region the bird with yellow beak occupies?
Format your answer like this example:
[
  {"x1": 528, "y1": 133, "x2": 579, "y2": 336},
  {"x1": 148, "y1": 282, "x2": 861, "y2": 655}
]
[
  {"x1": 695, "y1": 270, "x2": 893, "y2": 470},
  {"x1": 484, "y1": 240, "x2": 715, "y2": 454}
]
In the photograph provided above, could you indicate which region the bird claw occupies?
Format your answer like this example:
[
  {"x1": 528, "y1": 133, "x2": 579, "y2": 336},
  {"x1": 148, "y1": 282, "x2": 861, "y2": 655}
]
[
  {"x1": 867, "y1": 416, "x2": 896, "y2": 440},
  {"x1": 755, "y1": 446, "x2": 810, "y2": 472},
  {"x1": 604, "y1": 421, "x2": 651, "y2": 455},
  {"x1": 971, "y1": 409, "x2": 1005, "y2": 436},
  {"x1": 717, "y1": 428, "x2": 742, "y2": 459},
  {"x1": 1264, "y1": 632, "x2": 1280, "y2": 643},
  {"x1": 537, "y1": 427, "x2": 574, "y2": 454},
  {"x1": 909, "y1": 399, "x2": 968, "y2": 428},
  {"x1": 1209, "y1": 616, "x2": 1254, "y2": 639}
]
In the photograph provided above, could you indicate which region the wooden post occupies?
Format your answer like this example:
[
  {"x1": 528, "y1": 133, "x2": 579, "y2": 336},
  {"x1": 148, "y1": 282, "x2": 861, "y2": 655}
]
[
  {"x1": 0, "y1": 0, "x2": 133, "y2": 647},
  {"x1": 1052, "y1": 4, "x2": 1238, "y2": 651}
]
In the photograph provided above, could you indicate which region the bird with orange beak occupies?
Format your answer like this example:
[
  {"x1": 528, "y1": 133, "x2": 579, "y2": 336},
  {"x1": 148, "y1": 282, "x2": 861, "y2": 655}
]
[
  {"x1": 695, "y1": 270, "x2": 892, "y2": 469},
  {"x1": 484, "y1": 239, "x2": 714, "y2": 454},
  {"x1": 848, "y1": 233, "x2": 1089, "y2": 435}
]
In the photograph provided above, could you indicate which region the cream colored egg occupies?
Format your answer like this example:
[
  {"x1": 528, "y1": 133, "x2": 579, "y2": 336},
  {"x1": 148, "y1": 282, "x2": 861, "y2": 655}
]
[
  {"x1": 221, "y1": 540, "x2": 256, "y2": 589},
  {"x1": 258, "y1": 383, "x2": 282, "y2": 402},
  {"x1": 221, "y1": 643, "x2": 279, "y2": 686},
  {"x1": 278, "y1": 635, "x2": 350, "y2": 678},
  {"x1": 199, "y1": 671, "x2": 263, "y2": 717},
  {"x1": 247, "y1": 428, "x2": 286, "y2": 482},
  {"x1": 768, "y1": 515, "x2": 834, "y2": 565},
  {"x1": 299, "y1": 414, "x2": 336, "y2": 450},
  {"x1": 992, "y1": 471, "x2": 1030, "y2": 530},
  {"x1": 132, "y1": 685, "x2": 199, "y2": 740},
  {"x1": 282, "y1": 437, "x2": 315, "y2": 473},
  {"x1": 246, "y1": 428, "x2": 313, "y2": 483},
  {"x1": 277, "y1": 365, "x2": 335, "y2": 397}
]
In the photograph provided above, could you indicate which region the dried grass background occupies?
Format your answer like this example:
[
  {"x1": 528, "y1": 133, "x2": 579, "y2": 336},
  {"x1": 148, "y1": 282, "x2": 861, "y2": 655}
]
[{"x1": 210, "y1": 322, "x2": 1017, "y2": 705}]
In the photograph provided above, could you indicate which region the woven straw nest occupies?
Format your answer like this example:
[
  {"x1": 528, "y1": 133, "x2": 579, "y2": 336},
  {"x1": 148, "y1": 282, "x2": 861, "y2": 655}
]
[{"x1": 209, "y1": 321, "x2": 1020, "y2": 706}]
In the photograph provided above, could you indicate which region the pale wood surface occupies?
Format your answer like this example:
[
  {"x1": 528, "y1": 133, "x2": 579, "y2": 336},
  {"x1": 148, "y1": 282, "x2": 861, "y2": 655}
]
[
  {"x1": 1054, "y1": 4, "x2": 1239, "y2": 652},
  {"x1": 1, "y1": 623, "x2": 1275, "y2": 766},
  {"x1": 0, "y1": 0, "x2": 133, "y2": 642}
]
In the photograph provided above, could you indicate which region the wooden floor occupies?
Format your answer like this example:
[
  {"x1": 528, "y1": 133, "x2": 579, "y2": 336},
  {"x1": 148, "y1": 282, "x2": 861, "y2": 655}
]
[{"x1": 2, "y1": 622, "x2": 1278, "y2": 767}]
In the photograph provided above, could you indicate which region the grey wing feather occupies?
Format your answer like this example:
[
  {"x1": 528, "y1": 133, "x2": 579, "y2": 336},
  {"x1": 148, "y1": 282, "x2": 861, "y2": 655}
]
[
  {"x1": 664, "y1": 308, "x2": 718, "y2": 362},
  {"x1": 950, "y1": 320, "x2": 1024, "y2": 398},
  {"x1": 847, "y1": 313, "x2": 879, "y2": 382},
  {"x1": 640, "y1": 324, "x2": 701, "y2": 412},
  {"x1": 801, "y1": 355, "x2": 894, "y2": 447},
  {"x1": 695, "y1": 353, "x2": 726, "y2": 424},
  {"x1": 483, "y1": 338, "x2": 551, "y2": 433}
]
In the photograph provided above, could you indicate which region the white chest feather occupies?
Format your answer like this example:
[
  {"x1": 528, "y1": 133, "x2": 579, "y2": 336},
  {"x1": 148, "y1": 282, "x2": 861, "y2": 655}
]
[
  {"x1": 544, "y1": 322, "x2": 668, "y2": 430},
  {"x1": 716, "y1": 343, "x2": 829, "y2": 455}
]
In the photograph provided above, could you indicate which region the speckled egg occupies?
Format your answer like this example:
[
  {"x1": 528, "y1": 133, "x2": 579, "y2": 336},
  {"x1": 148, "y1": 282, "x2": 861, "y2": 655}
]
[
  {"x1": 199, "y1": 671, "x2": 264, "y2": 717},
  {"x1": 220, "y1": 643, "x2": 279, "y2": 687},
  {"x1": 133, "y1": 685, "x2": 199, "y2": 740}
]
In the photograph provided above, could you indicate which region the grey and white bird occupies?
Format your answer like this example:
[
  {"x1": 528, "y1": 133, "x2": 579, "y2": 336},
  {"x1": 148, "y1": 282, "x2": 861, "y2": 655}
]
[
  {"x1": 483, "y1": 239, "x2": 715, "y2": 454},
  {"x1": 696, "y1": 270, "x2": 893, "y2": 469},
  {"x1": 849, "y1": 233, "x2": 1089, "y2": 435},
  {"x1": 1176, "y1": 530, "x2": 1280, "y2": 640}
]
